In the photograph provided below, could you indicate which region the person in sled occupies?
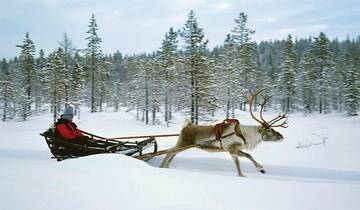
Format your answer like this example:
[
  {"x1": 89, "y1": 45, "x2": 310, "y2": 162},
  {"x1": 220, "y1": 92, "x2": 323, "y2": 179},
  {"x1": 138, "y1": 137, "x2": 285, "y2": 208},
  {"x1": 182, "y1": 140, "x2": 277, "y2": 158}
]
[{"x1": 55, "y1": 105, "x2": 91, "y2": 145}]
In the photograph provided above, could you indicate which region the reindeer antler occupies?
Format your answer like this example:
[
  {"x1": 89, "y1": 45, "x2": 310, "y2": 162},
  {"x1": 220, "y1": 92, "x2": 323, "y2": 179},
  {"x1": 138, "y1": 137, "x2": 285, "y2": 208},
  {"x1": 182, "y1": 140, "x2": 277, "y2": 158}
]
[
  {"x1": 248, "y1": 89, "x2": 266, "y2": 125},
  {"x1": 248, "y1": 89, "x2": 289, "y2": 128},
  {"x1": 259, "y1": 94, "x2": 273, "y2": 124},
  {"x1": 269, "y1": 113, "x2": 289, "y2": 128}
]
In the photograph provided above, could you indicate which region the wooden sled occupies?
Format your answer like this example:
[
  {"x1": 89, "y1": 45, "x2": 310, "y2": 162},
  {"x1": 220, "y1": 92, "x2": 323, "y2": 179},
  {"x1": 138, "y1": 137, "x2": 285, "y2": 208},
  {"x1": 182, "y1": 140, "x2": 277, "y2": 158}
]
[{"x1": 40, "y1": 128, "x2": 158, "y2": 161}]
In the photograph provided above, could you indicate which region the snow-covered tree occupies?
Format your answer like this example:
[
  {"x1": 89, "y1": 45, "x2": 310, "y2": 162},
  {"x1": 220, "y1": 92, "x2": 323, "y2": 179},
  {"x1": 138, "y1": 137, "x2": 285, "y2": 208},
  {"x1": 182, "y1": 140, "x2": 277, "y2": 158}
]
[
  {"x1": 343, "y1": 42, "x2": 360, "y2": 115},
  {"x1": 314, "y1": 33, "x2": 336, "y2": 114},
  {"x1": 0, "y1": 59, "x2": 15, "y2": 121},
  {"x1": 17, "y1": 32, "x2": 36, "y2": 120},
  {"x1": 46, "y1": 49, "x2": 67, "y2": 119},
  {"x1": 59, "y1": 33, "x2": 75, "y2": 102},
  {"x1": 181, "y1": 10, "x2": 211, "y2": 124},
  {"x1": 298, "y1": 41, "x2": 317, "y2": 113},
  {"x1": 97, "y1": 55, "x2": 110, "y2": 112},
  {"x1": 108, "y1": 51, "x2": 123, "y2": 112},
  {"x1": 218, "y1": 34, "x2": 243, "y2": 118},
  {"x1": 231, "y1": 12, "x2": 256, "y2": 92},
  {"x1": 85, "y1": 14, "x2": 103, "y2": 112},
  {"x1": 34, "y1": 49, "x2": 47, "y2": 111},
  {"x1": 70, "y1": 52, "x2": 86, "y2": 112},
  {"x1": 277, "y1": 35, "x2": 297, "y2": 112},
  {"x1": 159, "y1": 27, "x2": 179, "y2": 125}
]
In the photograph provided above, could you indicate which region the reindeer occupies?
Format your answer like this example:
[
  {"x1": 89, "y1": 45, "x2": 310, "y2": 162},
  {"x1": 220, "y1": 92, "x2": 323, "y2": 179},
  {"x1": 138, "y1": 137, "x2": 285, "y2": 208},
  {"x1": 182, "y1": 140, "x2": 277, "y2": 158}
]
[{"x1": 160, "y1": 89, "x2": 288, "y2": 177}]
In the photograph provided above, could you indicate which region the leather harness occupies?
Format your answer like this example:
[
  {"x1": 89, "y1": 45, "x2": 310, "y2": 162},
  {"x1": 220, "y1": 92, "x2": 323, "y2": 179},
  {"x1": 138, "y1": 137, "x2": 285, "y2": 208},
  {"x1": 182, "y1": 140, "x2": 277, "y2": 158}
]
[{"x1": 214, "y1": 119, "x2": 246, "y2": 149}]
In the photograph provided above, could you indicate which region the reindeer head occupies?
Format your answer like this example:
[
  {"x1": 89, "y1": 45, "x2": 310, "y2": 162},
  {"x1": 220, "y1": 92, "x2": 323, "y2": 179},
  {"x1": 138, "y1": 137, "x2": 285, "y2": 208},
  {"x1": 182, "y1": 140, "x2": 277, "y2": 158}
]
[{"x1": 248, "y1": 89, "x2": 288, "y2": 142}]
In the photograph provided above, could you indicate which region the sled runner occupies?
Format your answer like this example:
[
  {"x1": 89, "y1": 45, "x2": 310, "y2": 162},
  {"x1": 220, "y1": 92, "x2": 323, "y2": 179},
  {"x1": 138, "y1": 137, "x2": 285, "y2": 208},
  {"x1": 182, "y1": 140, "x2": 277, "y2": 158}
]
[{"x1": 40, "y1": 128, "x2": 159, "y2": 161}]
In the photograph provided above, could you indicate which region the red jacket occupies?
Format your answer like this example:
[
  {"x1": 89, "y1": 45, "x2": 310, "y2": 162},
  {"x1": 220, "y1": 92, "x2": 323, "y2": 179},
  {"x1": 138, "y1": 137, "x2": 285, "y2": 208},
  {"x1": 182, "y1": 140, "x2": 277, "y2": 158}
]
[{"x1": 55, "y1": 119, "x2": 84, "y2": 140}]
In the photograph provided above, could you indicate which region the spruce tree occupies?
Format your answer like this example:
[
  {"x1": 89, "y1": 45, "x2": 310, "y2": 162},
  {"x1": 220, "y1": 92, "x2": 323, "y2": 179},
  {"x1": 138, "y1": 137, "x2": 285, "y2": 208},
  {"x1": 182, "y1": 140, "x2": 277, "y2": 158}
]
[
  {"x1": 181, "y1": 10, "x2": 210, "y2": 124},
  {"x1": 17, "y1": 32, "x2": 36, "y2": 120},
  {"x1": 0, "y1": 59, "x2": 15, "y2": 121},
  {"x1": 219, "y1": 34, "x2": 242, "y2": 118},
  {"x1": 71, "y1": 52, "x2": 86, "y2": 114},
  {"x1": 231, "y1": 12, "x2": 256, "y2": 92},
  {"x1": 46, "y1": 49, "x2": 66, "y2": 120},
  {"x1": 85, "y1": 14, "x2": 103, "y2": 112},
  {"x1": 298, "y1": 42, "x2": 317, "y2": 113},
  {"x1": 159, "y1": 27, "x2": 178, "y2": 125},
  {"x1": 97, "y1": 55, "x2": 110, "y2": 112},
  {"x1": 277, "y1": 35, "x2": 297, "y2": 112},
  {"x1": 331, "y1": 46, "x2": 345, "y2": 112},
  {"x1": 108, "y1": 51, "x2": 123, "y2": 112},
  {"x1": 344, "y1": 42, "x2": 360, "y2": 115},
  {"x1": 35, "y1": 49, "x2": 47, "y2": 111},
  {"x1": 314, "y1": 33, "x2": 335, "y2": 114},
  {"x1": 59, "y1": 33, "x2": 74, "y2": 102}
]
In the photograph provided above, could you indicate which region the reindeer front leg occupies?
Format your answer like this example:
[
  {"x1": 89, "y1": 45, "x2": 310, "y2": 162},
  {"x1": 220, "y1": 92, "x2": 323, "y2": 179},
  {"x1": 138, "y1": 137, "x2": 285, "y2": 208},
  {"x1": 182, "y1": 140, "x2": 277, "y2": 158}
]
[
  {"x1": 228, "y1": 145, "x2": 266, "y2": 175},
  {"x1": 230, "y1": 154, "x2": 246, "y2": 177},
  {"x1": 228, "y1": 145, "x2": 247, "y2": 177},
  {"x1": 236, "y1": 150, "x2": 266, "y2": 174}
]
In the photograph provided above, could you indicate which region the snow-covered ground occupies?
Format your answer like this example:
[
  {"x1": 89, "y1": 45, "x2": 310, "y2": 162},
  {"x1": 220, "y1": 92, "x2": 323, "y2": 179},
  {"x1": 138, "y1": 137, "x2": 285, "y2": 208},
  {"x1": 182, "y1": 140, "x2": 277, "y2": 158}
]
[{"x1": 1, "y1": 108, "x2": 360, "y2": 210}]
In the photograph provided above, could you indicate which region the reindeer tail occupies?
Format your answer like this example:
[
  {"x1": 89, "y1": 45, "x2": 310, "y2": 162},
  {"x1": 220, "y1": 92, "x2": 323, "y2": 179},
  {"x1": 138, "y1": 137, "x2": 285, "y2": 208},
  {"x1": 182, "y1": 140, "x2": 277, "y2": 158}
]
[{"x1": 182, "y1": 118, "x2": 192, "y2": 128}]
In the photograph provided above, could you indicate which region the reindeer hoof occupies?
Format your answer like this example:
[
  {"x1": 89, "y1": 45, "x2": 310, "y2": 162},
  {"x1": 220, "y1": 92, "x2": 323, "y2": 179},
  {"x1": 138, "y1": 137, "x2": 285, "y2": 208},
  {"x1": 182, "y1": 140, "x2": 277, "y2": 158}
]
[
  {"x1": 260, "y1": 169, "x2": 266, "y2": 174},
  {"x1": 238, "y1": 174, "x2": 247, "y2": 177}
]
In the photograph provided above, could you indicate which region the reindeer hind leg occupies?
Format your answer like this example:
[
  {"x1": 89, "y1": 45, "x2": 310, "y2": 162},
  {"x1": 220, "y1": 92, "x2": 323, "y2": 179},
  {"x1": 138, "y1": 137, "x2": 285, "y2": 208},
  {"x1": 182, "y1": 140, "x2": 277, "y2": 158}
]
[
  {"x1": 160, "y1": 138, "x2": 194, "y2": 168},
  {"x1": 160, "y1": 153, "x2": 177, "y2": 168}
]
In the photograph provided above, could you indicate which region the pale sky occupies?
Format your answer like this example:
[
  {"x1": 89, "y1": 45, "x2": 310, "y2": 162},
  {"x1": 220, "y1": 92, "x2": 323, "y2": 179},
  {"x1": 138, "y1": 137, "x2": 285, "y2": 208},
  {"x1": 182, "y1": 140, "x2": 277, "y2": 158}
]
[{"x1": 1, "y1": 0, "x2": 359, "y2": 59}]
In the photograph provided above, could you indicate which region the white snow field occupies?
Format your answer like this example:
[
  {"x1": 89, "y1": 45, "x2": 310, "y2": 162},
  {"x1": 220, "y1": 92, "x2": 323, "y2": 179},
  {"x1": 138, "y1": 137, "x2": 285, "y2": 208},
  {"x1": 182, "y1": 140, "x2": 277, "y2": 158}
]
[{"x1": 1, "y1": 108, "x2": 360, "y2": 210}]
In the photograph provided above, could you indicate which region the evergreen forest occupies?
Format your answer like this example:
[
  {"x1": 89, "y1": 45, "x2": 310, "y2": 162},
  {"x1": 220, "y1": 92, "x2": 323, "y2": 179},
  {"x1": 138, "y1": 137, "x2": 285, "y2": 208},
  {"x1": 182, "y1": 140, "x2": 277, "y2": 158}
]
[{"x1": 1, "y1": 11, "x2": 359, "y2": 124}]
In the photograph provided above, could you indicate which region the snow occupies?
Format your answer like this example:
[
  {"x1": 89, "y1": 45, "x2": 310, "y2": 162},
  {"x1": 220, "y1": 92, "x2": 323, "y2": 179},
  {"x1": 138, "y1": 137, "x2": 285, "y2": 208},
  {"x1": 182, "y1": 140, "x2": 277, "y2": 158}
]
[{"x1": 1, "y1": 109, "x2": 360, "y2": 210}]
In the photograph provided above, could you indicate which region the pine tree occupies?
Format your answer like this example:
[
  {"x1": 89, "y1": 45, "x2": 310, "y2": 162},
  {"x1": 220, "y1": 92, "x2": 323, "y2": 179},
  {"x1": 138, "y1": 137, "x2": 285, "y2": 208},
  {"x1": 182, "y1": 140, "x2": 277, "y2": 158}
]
[
  {"x1": 108, "y1": 51, "x2": 123, "y2": 112},
  {"x1": 8, "y1": 57, "x2": 20, "y2": 119},
  {"x1": 298, "y1": 41, "x2": 317, "y2": 113},
  {"x1": 35, "y1": 49, "x2": 47, "y2": 111},
  {"x1": 232, "y1": 13, "x2": 255, "y2": 46},
  {"x1": 218, "y1": 34, "x2": 243, "y2": 118},
  {"x1": 59, "y1": 33, "x2": 74, "y2": 102},
  {"x1": 277, "y1": 35, "x2": 297, "y2": 112},
  {"x1": 231, "y1": 12, "x2": 256, "y2": 92},
  {"x1": 46, "y1": 49, "x2": 67, "y2": 120},
  {"x1": 181, "y1": 10, "x2": 211, "y2": 124},
  {"x1": 97, "y1": 55, "x2": 110, "y2": 112},
  {"x1": 17, "y1": 32, "x2": 36, "y2": 120},
  {"x1": 331, "y1": 40, "x2": 345, "y2": 112},
  {"x1": 0, "y1": 59, "x2": 15, "y2": 121},
  {"x1": 314, "y1": 33, "x2": 335, "y2": 114},
  {"x1": 85, "y1": 14, "x2": 103, "y2": 112},
  {"x1": 70, "y1": 52, "x2": 86, "y2": 113},
  {"x1": 159, "y1": 27, "x2": 179, "y2": 125},
  {"x1": 343, "y1": 42, "x2": 360, "y2": 115}
]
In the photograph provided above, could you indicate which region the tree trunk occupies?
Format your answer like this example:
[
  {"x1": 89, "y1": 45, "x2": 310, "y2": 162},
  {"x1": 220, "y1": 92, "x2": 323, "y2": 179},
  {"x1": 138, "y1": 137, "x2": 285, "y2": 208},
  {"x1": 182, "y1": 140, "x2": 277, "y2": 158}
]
[
  {"x1": 91, "y1": 53, "x2": 96, "y2": 113},
  {"x1": 152, "y1": 104, "x2": 156, "y2": 125},
  {"x1": 191, "y1": 71, "x2": 195, "y2": 124},
  {"x1": 145, "y1": 85, "x2": 149, "y2": 125},
  {"x1": 2, "y1": 99, "x2": 7, "y2": 122}
]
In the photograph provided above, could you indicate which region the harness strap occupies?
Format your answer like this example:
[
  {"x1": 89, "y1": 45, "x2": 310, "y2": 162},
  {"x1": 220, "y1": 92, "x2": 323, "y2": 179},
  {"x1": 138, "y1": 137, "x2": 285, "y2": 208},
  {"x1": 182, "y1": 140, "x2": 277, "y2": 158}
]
[
  {"x1": 215, "y1": 119, "x2": 238, "y2": 140},
  {"x1": 214, "y1": 119, "x2": 245, "y2": 150},
  {"x1": 236, "y1": 124, "x2": 247, "y2": 144}
]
